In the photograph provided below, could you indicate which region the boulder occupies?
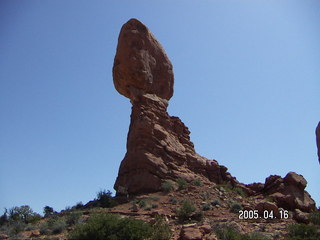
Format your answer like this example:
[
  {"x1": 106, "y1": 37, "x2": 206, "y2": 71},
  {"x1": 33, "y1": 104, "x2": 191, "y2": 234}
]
[
  {"x1": 263, "y1": 172, "x2": 316, "y2": 212},
  {"x1": 113, "y1": 18, "x2": 173, "y2": 101},
  {"x1": 180, "y1": 226, "x2": 203, "y2": 240},
  {"x1": 255, "y1": 201, "x2": 280, "y2": 218},
  {"x1": 293, "y1": 209, "x2": 310, "y2": 224}
]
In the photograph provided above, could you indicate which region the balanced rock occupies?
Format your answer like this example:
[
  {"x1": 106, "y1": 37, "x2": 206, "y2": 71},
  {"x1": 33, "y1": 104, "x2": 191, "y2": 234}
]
[
  {"x1": 113, "y1": 19, "x2": 242, "y2": 195},
  {"x1": 113, "y1": 18, "x2": 173, "y2": 101}
]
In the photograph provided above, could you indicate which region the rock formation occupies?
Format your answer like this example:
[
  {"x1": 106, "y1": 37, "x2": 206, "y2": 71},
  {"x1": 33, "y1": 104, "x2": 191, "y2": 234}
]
[
  {"x1": 112, "y1": 18, "x2": 316, "y2": 212},
  {"x1": 316, "y1": 121, "x2": 320, "y2": 163},
  {"x1": 113, "y1": 19, "x2": 241, "y2": 195}
]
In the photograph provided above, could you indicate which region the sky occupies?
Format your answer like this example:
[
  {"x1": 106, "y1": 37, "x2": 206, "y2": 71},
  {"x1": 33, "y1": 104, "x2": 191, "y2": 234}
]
[{"x1": 0, "y1": 0, "x2": 319, "y2": 215}]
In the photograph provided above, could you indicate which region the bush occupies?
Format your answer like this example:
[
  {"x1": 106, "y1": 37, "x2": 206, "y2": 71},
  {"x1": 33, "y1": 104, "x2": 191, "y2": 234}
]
[
  {"x1": 44, "y1": 206, "x2": 54, "y2": 217},
  {"x1": 215, "y1": 225, "x2": 241, "y2": 240},
  {"x1": 176, "y1": 178, "x2": 188, "y2": 190},
  {"x1": 0, "y1": 209, "x2": 8, "y2": 226},
  {"x1": 215, "y1": 225, "x2": 270, "y2": 240},
  {"x1": 192, "y1": 179, "x2": 203, "y2": 186},
  {"x1": 309, "y1": 211, "x2": 320, "y2": 225},
  {"x1": 40, "y1": 222, "x2": 50, "y2": 235},
  {"x1": 8, "y1": 220, "x2": 26, "y2": 236},
  {"x1": 68, "y1": 213, "x2": 153, "y2": 240},
  {"x1": 202, "y1": 202, "x2": 212, "y2": 211},
  {"x1": 151, "y1": 216, "x2": 172, "y2": 240},
  {"x1": 8, "y1": 205, "x2": 41, "y2": 224},
  {"x1": 66, "y1": 211, "x2": 82, "y2": 226},
  {"x1": 211, "y1": 200, "x2": 221, "y2": 207},
  {"x1": 230, "y1": 202, "x2": 242, "y2": 213},
  {"x1": 285, "y1": 223, "x2": 318, "y2": 240},
  {"x1": 176, "y1": 200, "x2": 196, "y2": 222},
  {"x1": 96, "y1": 189, "x2": 117, "y2": 208},
  {"x1": 161, "y1": 181, "x2": 174, "y2": 193}
]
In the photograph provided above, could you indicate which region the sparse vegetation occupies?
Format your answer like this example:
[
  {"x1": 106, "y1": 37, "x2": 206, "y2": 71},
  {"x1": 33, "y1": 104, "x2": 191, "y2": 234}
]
[
  {"x1": 161, "y1": 181, "x2": 174, "y2": 193},
  {"x1": 68, "y1": 213, "x2": 155, "y2": 240},
  {"x1": 202, "y1": 202, "x2": 212, "y2": 211},
  {"x1": 285, "y1": 223, "x2": 319, "y2": 240},
  {"x1": 218, "y1": 183, "x2": 247, "y2": 197},
  {"x1": 230, "y1": 202, "x2": 242, "y2": 213},
  {"x1": 176, "y1": 200, "x2": 196, "y2": 222},
  {"x1": 176, "y1": 178, "x2": 188, "y2": 190},
  {"x1": 309, "y1": 211, "x2": 320, "y2": 225},
  {"x1": 96, "y1": 189, "x2": 117, "y2": 208},
  {"x1": 8, "y1": 205, "x2": 41, "y2": 224},
  {"x1": 151, "y1": 216, "x2": 172, "y2": 240},
  {"x1": 66, "y1": 211, "x2": 82, "y2": 226},
  {"x1": 211, "y1": 199, "x2": 221, "y2": 207},
  {"x1": 44, "y1": 206, "x2": 55, "y2": 217},
  {"x1": 215, "y1": 225, "x2": 270, "y2": 240},
  {"x1": 192, "y1": 178, "x2": 203, "y2": 186}
]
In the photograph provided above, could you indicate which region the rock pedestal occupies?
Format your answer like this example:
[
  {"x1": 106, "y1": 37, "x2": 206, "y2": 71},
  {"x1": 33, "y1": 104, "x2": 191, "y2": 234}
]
[{"x1": 113, "y1": 19, "x2": 239, "y2": 195}]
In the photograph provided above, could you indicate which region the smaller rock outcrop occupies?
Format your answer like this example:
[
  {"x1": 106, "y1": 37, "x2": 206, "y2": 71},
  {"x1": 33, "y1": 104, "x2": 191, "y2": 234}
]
[{"x1": 247, "y1": 172, "x2": 316, "y2": 212}]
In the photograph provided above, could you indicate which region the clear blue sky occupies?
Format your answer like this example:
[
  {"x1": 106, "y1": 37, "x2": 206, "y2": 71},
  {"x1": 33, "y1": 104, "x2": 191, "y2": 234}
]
[{"x1": 1, "y1": 1, "x2": 319, "y2": 215}]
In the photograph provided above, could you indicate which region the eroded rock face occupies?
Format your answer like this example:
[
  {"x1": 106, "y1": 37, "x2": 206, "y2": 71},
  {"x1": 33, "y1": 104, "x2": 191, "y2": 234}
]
[{"x1": 113, "y1": 19, "x2": 240, "y2": 195}]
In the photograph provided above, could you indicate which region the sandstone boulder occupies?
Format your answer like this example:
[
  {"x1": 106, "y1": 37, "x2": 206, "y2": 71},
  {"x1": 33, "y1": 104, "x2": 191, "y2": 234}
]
[
  {"x1": 263, "y1": 172, "x2": 316, "y2": 212},
  {"x1": 113, "y1": 18, "x2": 173, "y2": 101},
  {"x1": 180, "y1": 226, "x2": 203, "y2": 240}
]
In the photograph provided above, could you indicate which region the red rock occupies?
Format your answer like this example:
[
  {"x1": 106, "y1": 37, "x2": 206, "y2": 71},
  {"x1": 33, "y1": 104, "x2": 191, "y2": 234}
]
[
  {"x1": 293, "y1": 209, "x2": 310, "y2": 224},
  {"x1": 0, "y1": 234, "x2": 8, "y2": 240},
  {"x1": 180, "y1": 226, "x2": 203, "y2": 240},
  {"x1": 113, "y1": 19, "x2": 242, "y2": 195},
  {"x1": 30, "y1": 230, "x2": 40, "y2": 237},
  {"x1": 113, "y1": 18, "x2": 173, "y2": 101},
  {"x1": 263, "y1": 172, "x2": 316, "y2": 212},
  {"x1": 255, "y1": 201, "x2": 280, "y2": 218}
]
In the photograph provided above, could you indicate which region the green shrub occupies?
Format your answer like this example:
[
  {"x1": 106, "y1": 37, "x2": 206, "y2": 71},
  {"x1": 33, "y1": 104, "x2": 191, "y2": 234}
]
[
  {"x1": 8, "y1": 220, "x2": 26, "y2": 236},
  {"x1": 215, "y1": 225, "x2": 241, "y2": 240},
  {"x1": 151, "y1": 216, "x2": 172, "y2": 240},
  {"x1": 285, "y1": 223, "x2": 318, "y2": 240},
  {"x1": 8, "y1": 205, "x2": 41, "y2": 224},
  {"x1": 211, "y1": 200, "x2": 221, "y2": 207},
  {"x1": 44, "y1": 206, "x2": 54, "y2": 217},
  {"x1": 230, "y1": 202, "x2": 242, "y2": 213},
  {"x1": 202, "y1": 202, "x2": 211, "y2": 211},
  {"x1": 0, "y1": 209, "x2": 8, "y2": 226},
  {"x1": 309, "y1": 211, "x2": 320, "y2": 225},
  {"x1": 68, "y1": 213, "x2": 153, "y2": 240},
  {"x1": 192, "y1": 179, "x2": 203, "y2": 186},
  {"x1": 50, "y1": 218, "x2": 67, "y2": 234},
  {"x1": 245, "y1": 232, "x2": 271, "y2": 240},
  {"x1": 66, "y1": 211, "x2": 82, "y2": 226},
  {"x1": 40, "y1": 222, "x2": 50, "y2": 235},
  {"x1": 233, "y1": 187, "x2": 246, "y2": 197},
  {"x1": 161, "y1": 181, "x2": 174, "y2": 193},
  {"x1": 96, "y1": 189, "x2": 117, "y2": 208},
  {"x1": 176, "y1": 178, "x2": 188, "y2": 190},
  {"x1": 176, "y1": 200, "x2": 196, "y2": 222}
]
